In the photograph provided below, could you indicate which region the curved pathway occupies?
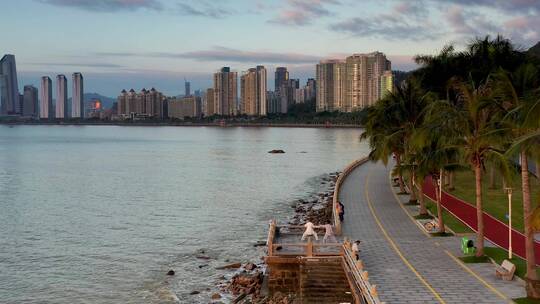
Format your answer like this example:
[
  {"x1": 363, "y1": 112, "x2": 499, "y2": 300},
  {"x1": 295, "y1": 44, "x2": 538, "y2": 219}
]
[{"x1": 339, "y1": 161, "x2": 520, "y2": 303}]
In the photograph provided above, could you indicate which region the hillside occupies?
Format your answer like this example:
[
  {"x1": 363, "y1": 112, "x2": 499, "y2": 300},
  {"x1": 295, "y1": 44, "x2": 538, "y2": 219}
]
[
  {"x1": 527, "y1": 41, "x2": 540, "y2": 57},
  {"x1": 68, "y1": 93, "x2": 116, "y2": 110}
]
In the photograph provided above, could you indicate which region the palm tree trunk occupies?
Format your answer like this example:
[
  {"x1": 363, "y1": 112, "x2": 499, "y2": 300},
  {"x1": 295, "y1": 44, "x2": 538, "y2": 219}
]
[
  {"x1": 409, "y1": 170, "x2": 417, "y2": 203},
  {"x1": 418, "y1": 185, "x2": 427, "y2": 215},
  {"x1": 395, "y1": 153, "x2": 406, "y2": 193},
  {"x1": 489, "y1": 166, "x2": 496, "y2": 189},
  {"x1": 435, "y1": 178, "x2": 445, "y2": 233},
  {"x1": 448, "y1": 171, "x2": 455, "y2": 190},
  {"x1": 522, "y1": 151, "x2": 538, "y2": 288},
  {"x1": 475, "y1": 164, "x2": 485, "y2": 257},
  {"x1": 535, "y1": 161, "x2": 540, "y2": 184}
]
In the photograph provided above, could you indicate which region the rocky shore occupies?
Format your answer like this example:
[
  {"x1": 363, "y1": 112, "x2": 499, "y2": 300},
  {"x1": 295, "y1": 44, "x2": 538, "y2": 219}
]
[{"x1": 212, "y1": 172, "x2": 340, "y2": 304}]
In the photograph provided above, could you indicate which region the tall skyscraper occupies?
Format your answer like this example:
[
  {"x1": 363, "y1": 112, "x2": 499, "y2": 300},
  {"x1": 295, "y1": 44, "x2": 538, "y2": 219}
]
[
  {"x1": 279, "y1": 79, "x2": 299, "y2": 113},
  {"x1": 274, "y1": 67, "x2": 289, "y2": 92},
  {"x1": 316, "y1": 52, "x2": 392, "y2": 112},
  {"x1": 345, "y1": 52, "x2": 391, "y2": 109},
  {"x1": 0, "y1": 54, "x2": 20, "y2": 115},
  {"x1": 379, "y1": 71, "x2": 394, "y2": 100},
  {"x1": 185, "y1": 80, "x2": 191, "y2": 96},
  {"x1": 213, "y1": 67, "x2": 238, "y2": 116},
  {"x1": 40, "y1": 76, "x2": 53, "y2": 119},
  {"x1": 72, "y1": 72, "x2": 84, "y2": 119},
  {"x1": 240, "y1": 65, "x2": 267, "y2": 116},
  {"x1": 316, "y1": 59, "x2": 341, "y2": 112},
  {"x1": 305, "y1": 78, "x2": 317, "y2": 101},
  {"x1": 204, "y1": 88, "x2": 215, "y2": 116},
  {"x1": 22, "y1": 85, "x2": 38, "y2": 117},
  {"x1": 56, "y1": 74, "x2": 68, "y2": 119}
]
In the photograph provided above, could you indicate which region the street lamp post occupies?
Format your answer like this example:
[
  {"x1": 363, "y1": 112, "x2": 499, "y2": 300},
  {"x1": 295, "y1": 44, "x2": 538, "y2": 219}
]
[{"x1": 506, "y1": 187, "x2": 513, "y2": 260}]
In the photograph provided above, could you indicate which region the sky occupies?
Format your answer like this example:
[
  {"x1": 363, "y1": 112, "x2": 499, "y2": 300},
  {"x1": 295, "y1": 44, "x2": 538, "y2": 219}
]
[{"x1": 3, "y1": 0, "x2": 540, "y2": 97}]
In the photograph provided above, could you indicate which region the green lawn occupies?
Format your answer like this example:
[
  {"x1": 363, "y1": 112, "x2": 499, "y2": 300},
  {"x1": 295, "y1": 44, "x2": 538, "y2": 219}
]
[
  {"x1": 448, "y1": 169, "x2": 539, "y2": 232},
  {"x1": 423, "y1": 197, "x2": 474, "y2": 234},
  {"x1": 515, "y1": 297, "x2": 540, "y2": 304}
]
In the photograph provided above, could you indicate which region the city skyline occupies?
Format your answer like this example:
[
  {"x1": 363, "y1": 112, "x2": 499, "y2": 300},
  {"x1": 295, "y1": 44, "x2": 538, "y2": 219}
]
[{"x1": 4, "y1": 0, "x2": 540, "y2": 97}]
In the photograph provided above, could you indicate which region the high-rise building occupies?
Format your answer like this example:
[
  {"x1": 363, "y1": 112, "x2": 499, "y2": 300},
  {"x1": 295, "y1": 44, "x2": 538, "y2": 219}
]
[
  {"x1": 345, "y1": 52, "x2": 391, "y2": 110},
  {"x1": 316, "y1": 59, "x2": 341, "y2": 112},
  {"x1": 274, "y1": 67, "x2": 289, "y2": 92},
  {"x1": 72, "y1": 72, "x2": 84, "y2": 119},
  {"x1": 203, "y1": 88, "x2": 215, "y2": 116},
  {"x1": 40, "y1": 76, "x2": 53, "y2": 119},
  {"x1": 266, "y1": 91, "x2": 280, "y2": 114},
  {"x1": 240, "y1": 65, "x2": 267, "y2": 116},
  {"x1": 0, "y1": 54, "x2": 20, "y2": 115},
  {"x1": 379, "y1": 71, "x2": 394, "y2": 100},
  {"x1": 56, "y1": 74, "x2": 68, "y2": 119},
  {"x1": 117, "y1": 88, "x2": 166, "y2": 119},
  {"x1": 333, "y1": 61, "x2": 347, "y2": 111},
  {"x1": 22, "y1": 85, "x2": 38, "y2": 117},
  {"x1": 305, "y1": 78, "x2": 317, "y2": 101},
  {"x1": 213, "y1": 67, "x2": 237, "y2": 116},
  {"x1": 279, "y1": 79, "x2": 299, "y2": 113},
  {"x1": 168, "y1": 96, "x2": 201, "y2": 119},
  {"x1": 185, "y1": 80, "x2": 191, "y2": 96},
  {"x1": 316, "y1": 52, "x2": 392, "y2": 112}
]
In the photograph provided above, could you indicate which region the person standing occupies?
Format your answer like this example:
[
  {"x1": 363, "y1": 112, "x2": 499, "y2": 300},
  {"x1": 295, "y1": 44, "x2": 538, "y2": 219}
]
[
  {"x1": 301, "y1": 221, "x2": 318, "y2": 241},
  {"x1": 338, "y1": 201, "x2": 345, "y2": 222},
  {"x1": 320, "y1": 221, "x2": 337, "y2": 243},
  {"x1": 352, "y1": 240, "x2": 361, "y2": 260}
]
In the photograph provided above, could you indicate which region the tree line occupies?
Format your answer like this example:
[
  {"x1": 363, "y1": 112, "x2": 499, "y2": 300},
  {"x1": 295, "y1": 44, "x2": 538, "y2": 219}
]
[{"x1": 361, "y1": 35, "x2": 540, "y2": 298}]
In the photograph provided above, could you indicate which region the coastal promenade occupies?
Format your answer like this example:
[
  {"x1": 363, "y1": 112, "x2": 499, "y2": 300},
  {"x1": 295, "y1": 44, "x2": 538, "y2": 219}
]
[{"x1": 338, "y1": 160, "x2": 523, "y2": 303}]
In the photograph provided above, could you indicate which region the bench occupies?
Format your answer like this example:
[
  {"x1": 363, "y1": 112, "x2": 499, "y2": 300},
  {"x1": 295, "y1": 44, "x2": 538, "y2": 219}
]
[{"x1": 495, "y1": 260, "x2": 515, "y2": 281}]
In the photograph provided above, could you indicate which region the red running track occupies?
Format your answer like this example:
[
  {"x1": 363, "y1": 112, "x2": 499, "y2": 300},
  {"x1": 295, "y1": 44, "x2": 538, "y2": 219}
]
[{"x1": 422, "y1": 177, "x2": 540, "y2": 265}]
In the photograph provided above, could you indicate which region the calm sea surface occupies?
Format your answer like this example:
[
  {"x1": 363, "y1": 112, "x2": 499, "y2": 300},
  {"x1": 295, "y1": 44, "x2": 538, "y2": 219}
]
[{"x1": 0, "y1": 125, "x2": 369, "y2": 303}]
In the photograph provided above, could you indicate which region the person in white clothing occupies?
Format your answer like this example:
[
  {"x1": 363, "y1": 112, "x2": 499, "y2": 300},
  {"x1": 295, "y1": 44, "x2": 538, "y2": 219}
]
[
  {"x1": 319, "y1": 221, "x2": 336, "y2": 243},
  {"x1": 301, "y1": 221, "x2": 318, "y2": 241},
  {"x1": 351, "y1": 240, "x2": 361, "y2": 260}
]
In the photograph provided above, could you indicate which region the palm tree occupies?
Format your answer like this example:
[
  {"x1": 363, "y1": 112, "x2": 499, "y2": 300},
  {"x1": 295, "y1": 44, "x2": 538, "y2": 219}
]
[
  {"x1": 425, "y1": 79, "x2": 509, "y2": 256},
  {"x1": 494, "y1": 64, "x2": 540, "y2": 296},
  {"x1": 361, "y1": 96, "x2": 407, "y2": 193}
]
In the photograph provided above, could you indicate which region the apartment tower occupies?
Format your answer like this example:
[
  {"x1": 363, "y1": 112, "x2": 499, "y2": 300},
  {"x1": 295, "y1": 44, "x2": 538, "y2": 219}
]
[
  {"x1": 40, "y1": 76, "x2": 53, "y2": 119},
  {"x1": 0, "y1": 54, "x2": 20, "y2": 115},
  {"x1": 72, "y1": 72, "x2": 84, "y2": 119},
  {"x1": 22, "y1": 85, "x2": 38, "y2": 117},
  {"x1": 56, "y1": 74, "x2": 68, "y2": 119},
  {"x1": 213, "y1": 67, "x2": 237, "y2": 116},
  {"x1": 240, "y1": 65, "x2": 267, "y2": 116}
]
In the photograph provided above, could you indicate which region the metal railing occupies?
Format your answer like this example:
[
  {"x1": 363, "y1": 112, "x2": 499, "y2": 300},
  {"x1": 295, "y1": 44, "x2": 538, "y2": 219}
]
[
  {"x1": 341, "y1": 241, "x2": 384, "y2": 304},
  {"x1": 333, "y1": 157, "x2": 370, "y2": 235}
]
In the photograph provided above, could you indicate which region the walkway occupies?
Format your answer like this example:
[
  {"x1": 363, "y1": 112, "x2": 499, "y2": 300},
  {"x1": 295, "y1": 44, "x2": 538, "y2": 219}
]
[{"x1": 339, "y1": 161, "x2": 523, "y2": 303}]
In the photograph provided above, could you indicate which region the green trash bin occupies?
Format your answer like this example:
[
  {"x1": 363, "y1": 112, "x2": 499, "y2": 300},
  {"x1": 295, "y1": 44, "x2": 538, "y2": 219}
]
[{"x1": 461, "y1": 237, "x2": 476, "y2": 255}]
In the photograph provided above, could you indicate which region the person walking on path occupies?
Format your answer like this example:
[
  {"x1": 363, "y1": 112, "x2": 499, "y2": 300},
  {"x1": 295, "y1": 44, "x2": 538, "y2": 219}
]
[
  {"x1": 352, "y1": 240, "x2": 361, "y2": 260},
  {"x1": 338, "y1": 201, "x2": 345, "y2": 222},
  {"x1": 301, "y1": 221, "x2": 318, "y2": 241},
  {"x1": 319, "y1": 221, "x2": 337, "y2": 243}
]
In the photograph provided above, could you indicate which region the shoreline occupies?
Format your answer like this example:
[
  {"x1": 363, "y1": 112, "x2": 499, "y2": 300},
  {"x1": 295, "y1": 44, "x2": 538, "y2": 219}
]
[
  {"x1": 217, "y1": 172, "x2": 339, "y2": 303},
  {"x1": 0, "y1": 121, "x2": 363, "y2": 129}
]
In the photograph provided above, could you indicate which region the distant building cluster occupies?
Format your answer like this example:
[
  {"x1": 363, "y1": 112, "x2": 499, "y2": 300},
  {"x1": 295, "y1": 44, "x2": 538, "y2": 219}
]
[
  {"x1": 1, "y1": 51, "x2": 395, "y2": 121},
  {"x1": 316, "y1": 52, "x2": 393, "y2": 112},
  {"x1": 0, "y1": 54, "x2": 86, "y2": 119},
  {"x1": 115, "y1": 88, "x2": 202, "y2": 120}
]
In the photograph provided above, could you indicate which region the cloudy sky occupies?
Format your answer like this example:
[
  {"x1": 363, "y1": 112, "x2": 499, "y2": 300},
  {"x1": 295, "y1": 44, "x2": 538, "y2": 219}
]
[{"x1": 4, "y1": 0, "x2": 540, "y2": 97}]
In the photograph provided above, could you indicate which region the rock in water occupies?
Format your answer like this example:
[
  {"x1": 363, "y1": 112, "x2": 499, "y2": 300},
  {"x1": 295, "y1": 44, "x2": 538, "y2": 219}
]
[
  {"x1": 190, "y1": 291, "x2": 200, "y2": 295},
  {"x1": 167, "y1": 270, "x2": 175, "y2": 276},
  {"x1": 268, "y1": 149, "x2": 285, "y2": 154},
  {"x1": 211, "y1": 293, "x2": 222, "y2": 300},
  {"x1": 244, "y1": 263, "x2": 257, "y2": 271}
]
